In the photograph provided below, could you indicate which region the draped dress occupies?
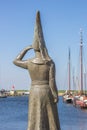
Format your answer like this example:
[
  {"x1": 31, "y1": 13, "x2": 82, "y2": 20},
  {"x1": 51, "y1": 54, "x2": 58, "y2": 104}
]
[{"x1": 27, "y1": 59, "x2": 61, "y2": 130}]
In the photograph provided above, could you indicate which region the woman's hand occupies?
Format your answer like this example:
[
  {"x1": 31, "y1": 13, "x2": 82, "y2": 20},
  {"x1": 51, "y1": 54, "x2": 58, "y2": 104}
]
[{"x1": 54, "y1": 97, "x2": 59, "y2": 103}]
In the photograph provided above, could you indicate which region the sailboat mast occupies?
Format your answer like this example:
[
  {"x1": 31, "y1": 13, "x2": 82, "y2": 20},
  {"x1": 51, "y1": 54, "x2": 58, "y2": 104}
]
[
  {"x1": 84, "y1": 72, "x2": 86, "y2": 95},
  {"x1": 73, "y1": 68, "x2": 75, "y2": 91},
  {"x1": 68, "y1": 48, "x2": 71, "y2": 91},
  {"x1": 80, "y1": 29, "x2": 83, "y2": 94}
]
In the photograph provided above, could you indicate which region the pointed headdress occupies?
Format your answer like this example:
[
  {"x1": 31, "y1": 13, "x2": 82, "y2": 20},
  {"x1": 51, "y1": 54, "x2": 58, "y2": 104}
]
[{"x1": 32, "y1": 11, "x2": 51, "y2": 62}]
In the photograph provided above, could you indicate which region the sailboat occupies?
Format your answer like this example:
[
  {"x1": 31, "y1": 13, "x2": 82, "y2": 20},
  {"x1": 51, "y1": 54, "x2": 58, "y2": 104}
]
[
  {"x1": 73, "y1": 30, "x2": 87, "y2": 108},
  {"x1": 0, "y1": 89, "x2": 7, "y2": 98},
  {"x1": 63, "y1": 48, "x2": 73, "y2": 103}
]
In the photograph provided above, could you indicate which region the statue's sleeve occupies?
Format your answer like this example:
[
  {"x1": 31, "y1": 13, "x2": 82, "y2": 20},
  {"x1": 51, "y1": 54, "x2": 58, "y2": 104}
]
[
  {"x1": 49, "y1": 61, "x2": 58, "y2": 100},
  {"x1": 13, "y1": 45, "x2": 32, "y2": 69},
  {"x1": 13, "y1": 48, "x2": 29, "y2": 69}
]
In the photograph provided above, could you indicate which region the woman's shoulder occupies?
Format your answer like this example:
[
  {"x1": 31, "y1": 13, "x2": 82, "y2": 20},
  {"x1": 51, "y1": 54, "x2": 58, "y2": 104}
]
[{"x1": 47, "y1": 59, "x2": 55, "y2": 65}]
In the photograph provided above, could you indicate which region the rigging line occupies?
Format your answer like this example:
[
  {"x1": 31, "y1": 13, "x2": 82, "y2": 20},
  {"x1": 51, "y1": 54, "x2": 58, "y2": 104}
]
[
  {"x1": 75, "y1": 44, "x2": 80, "y2": 91},
  {"x1": 63, "y1": 62, "x2": 68, "y2": 91},
  {"x1": 63, "y1": 49, "x2": 70, "y2": 91}
]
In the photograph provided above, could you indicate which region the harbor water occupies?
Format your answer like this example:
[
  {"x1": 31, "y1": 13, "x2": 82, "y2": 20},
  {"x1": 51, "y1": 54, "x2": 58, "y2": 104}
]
[{"x1": 0, "y1": 96, "x2": 87, "y2": 130}]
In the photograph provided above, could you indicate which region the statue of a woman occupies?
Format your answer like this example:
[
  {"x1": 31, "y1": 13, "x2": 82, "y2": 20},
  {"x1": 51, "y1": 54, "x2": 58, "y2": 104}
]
[{"x1": 13, "y1": 11, "x2": 61, "y2": 130}]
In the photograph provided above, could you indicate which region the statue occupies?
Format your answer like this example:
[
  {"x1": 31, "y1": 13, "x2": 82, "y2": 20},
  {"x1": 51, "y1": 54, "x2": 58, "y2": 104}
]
[{"x1": 13, "y1": 11, "x2": 61, "y2": 130}]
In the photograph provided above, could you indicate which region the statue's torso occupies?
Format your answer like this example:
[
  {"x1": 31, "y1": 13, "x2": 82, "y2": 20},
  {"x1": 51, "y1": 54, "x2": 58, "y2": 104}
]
[{"x1": 27, "y1": 59, "x2": 50, "y2": 81}]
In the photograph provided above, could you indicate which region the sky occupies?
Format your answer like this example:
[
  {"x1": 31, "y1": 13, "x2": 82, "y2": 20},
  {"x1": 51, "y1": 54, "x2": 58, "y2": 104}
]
[{"x1": 0, "y1": 0, "x2": 87, "y2": 90}]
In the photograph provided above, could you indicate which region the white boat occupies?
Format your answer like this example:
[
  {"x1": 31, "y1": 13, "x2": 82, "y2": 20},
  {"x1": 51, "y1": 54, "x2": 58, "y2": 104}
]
[{"x1": 0, "y1": 90, "x2": 7, "y2": 98}]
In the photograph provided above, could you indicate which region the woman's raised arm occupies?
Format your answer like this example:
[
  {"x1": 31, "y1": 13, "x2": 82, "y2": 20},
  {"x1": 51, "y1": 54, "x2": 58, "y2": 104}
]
[{"x1": 13, "y1": 45, "x2": 32, "y2": 69}]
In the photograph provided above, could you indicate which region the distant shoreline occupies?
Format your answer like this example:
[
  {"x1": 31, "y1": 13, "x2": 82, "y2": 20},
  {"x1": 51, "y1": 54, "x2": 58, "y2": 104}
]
[
  {"x1": 4, "y1": 90, "x2": 65, "y2": 97},
  {"x1": 16, "y1": 90, "x2": 65, "y2": 96},
  {"x1": 58, "y1": 92, "x2": 64, "y2": 96}
]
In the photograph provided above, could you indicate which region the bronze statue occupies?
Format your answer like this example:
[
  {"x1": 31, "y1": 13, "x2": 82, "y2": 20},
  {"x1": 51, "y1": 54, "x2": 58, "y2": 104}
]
[{"x1": 13, "y1": 11, "x2": 61, "y2": 130}]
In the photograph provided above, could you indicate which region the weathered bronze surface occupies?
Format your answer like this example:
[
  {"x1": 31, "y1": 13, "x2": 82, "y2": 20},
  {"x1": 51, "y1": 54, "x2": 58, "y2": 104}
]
[{"x1": 13, "y1": 11, "x2": 61, "y2": 130}]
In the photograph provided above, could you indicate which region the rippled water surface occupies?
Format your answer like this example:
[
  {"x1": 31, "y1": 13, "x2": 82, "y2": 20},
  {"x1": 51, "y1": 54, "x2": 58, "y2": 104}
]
[{"x1": 0, "y1": 96, "x2": 87, "y2": 130}]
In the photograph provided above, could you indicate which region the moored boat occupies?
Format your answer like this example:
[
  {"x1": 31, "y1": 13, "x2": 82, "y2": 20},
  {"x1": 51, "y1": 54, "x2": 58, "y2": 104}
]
[
  {"x1": 63, "y1": 91, "x2": 73, "y2": 103},
  {"x1": 73, "y1": 30, "x2": 87, "y2": 108},
  {"x1": 73, "y1": 95, "x2": 87, "y2": 108},
  {"x1": 63, "y1": 49, "x2": 73, "y2": 103},
  {"x1": 0, "y1": 89, "x2": 7, "y2": 98}
]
